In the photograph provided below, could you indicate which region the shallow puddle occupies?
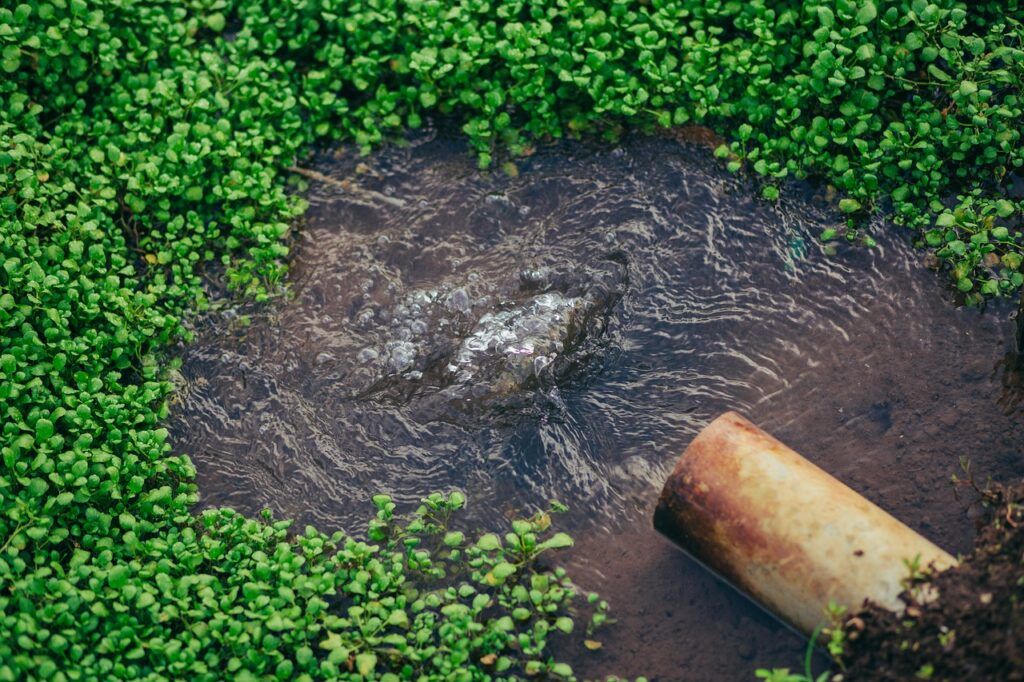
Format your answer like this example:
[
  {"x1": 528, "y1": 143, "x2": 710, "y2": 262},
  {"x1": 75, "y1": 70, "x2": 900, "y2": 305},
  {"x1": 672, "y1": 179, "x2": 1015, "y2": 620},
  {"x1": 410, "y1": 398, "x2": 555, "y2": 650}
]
[{"x1": 168, "y1": 131, "x2": 1024, "y2": 680}]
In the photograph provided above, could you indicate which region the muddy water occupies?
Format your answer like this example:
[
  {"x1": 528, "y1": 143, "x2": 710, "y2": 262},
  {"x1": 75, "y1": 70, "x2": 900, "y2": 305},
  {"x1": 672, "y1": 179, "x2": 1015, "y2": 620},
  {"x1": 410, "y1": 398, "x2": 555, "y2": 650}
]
[{"x1": 168, "y1": 132, "x2": 1024, "y2": 680}]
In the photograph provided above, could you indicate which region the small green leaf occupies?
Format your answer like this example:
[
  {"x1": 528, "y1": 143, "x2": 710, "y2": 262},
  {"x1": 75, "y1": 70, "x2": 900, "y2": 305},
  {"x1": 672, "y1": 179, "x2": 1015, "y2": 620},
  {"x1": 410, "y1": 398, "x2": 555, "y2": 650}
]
[
  {"x1": 355, "y1": 652, "x2": 377, "y2": 676},
  {"x1": 927, "y1": 64, "x2": 950, "y2": 82},
  {"x1": 476, "y1": 533, "x2": 501, "y2": 551},
  {"x1": 320, "y1": 633, "x2": 344, "y2": 650},
  {"x1": 838, "y1": 198, "x2": 862, "y2": 214},
  {"x1": 551, "y1": 662, "x2": 573, "y2": 678},
  {"x1": 35, "y1": 418, "x2": 54, "y2": 441},
  {"x1": 108, "y1": 565, "x2": 131, "y2": 590},
  {"x1": 856, "y1": 1, "x2": 877, "y2": 25},
  {"x1": 537, "y1": 532, "x2": 574, "y2": 551},
  {"x1": 205, "y1": 12, "x2": 226, "y2": 32}
]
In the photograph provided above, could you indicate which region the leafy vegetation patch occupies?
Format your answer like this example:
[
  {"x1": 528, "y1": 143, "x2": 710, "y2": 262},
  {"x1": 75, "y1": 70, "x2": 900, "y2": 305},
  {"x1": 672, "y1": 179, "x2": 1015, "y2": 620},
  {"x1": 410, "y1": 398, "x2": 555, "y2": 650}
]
[{"x1": 2, "y1": 0, "x2": 1024, "y2": 679}]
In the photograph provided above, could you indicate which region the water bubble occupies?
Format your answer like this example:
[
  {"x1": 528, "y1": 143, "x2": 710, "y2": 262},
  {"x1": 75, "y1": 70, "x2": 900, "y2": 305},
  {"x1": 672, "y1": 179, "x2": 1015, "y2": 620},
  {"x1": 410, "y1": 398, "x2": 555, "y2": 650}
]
[
  {"x1": 464, "y1": 334, "x2": 490, "y2": 353},
  {"x1": 506, "y1": 341, "x2": 535, "y2": 356},
  {"x1": 534, "y1": 293, "x2": 565, "y2": 310},
  {"x1": 357, "y1": 348, "x2": 379, "y2": 363},
  {"x1": 517, "y1": 316, "x2": 547, "y2": 335},
  {"x1": 448, "y1": 288, "x2": 471, "y2": 313},
  {"x1": 385, "y1": 341, "x2": 417, "y2": 373},
  {"x1": 485, "y1": 193, "x2": 512, "y2": 208},
  {"x1": 520, "y1": 268, "x2": 548, "y2": 285}
]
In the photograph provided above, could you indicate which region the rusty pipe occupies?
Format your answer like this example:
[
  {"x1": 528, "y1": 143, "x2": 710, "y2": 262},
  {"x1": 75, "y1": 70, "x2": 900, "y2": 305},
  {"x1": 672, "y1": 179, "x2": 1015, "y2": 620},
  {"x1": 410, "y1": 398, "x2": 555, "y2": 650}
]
[{"x1": 654, "y1": 412, "x2": 956, "y2": 635}]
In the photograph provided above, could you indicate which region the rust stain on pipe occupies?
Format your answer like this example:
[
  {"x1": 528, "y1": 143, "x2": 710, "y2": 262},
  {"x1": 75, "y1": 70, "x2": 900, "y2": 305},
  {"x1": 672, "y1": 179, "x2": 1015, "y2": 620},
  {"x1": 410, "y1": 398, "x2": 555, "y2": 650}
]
[{"x1": 654, "y1": 412, "x2": 957, "y2": 635}]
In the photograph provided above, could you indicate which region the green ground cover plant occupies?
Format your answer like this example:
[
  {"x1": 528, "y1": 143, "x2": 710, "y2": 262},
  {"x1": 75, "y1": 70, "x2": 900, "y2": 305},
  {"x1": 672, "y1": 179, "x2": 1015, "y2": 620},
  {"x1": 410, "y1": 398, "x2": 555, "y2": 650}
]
[{"x1": 3, "y1": 0, "x2": 1024, "y2": 679}]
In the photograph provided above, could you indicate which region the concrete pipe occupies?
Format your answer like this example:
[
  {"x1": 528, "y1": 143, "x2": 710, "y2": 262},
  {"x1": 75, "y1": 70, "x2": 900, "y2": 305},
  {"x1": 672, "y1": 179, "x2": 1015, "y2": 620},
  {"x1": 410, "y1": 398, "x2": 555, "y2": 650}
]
[{"x1": 653, "y1": 412, "x2": 957, "y2": 635}]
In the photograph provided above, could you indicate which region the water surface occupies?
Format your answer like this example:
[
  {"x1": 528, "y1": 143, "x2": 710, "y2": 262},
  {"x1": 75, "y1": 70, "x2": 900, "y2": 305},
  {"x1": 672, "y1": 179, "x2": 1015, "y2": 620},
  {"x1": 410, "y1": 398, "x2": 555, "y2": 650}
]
[{"x1": 169, "y1": 131, "x2": 1023, "y2": 680}]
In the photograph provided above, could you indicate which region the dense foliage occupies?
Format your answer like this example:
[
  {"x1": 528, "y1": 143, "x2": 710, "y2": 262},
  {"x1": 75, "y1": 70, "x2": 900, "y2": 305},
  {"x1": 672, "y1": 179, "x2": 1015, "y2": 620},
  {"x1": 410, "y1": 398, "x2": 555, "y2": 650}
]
[{"x1": 2, "y1": 0, "x2": 1024, "y2": 679}]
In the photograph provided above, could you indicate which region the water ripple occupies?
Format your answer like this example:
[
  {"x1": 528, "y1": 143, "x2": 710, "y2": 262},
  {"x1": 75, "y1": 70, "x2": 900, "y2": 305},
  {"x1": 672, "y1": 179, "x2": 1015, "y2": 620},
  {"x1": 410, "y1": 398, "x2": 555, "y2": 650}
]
[{"x1": 168, "y1": 131, "x2": 1024, "y2": 679}]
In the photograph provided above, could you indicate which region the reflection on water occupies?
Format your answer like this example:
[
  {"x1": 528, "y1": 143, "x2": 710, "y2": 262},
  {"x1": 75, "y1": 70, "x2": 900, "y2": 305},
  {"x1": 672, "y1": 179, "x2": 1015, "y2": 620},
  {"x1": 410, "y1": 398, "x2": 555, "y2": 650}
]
[{"x1": 168, "y1": 131, "x2": 1023, "y2": 681}]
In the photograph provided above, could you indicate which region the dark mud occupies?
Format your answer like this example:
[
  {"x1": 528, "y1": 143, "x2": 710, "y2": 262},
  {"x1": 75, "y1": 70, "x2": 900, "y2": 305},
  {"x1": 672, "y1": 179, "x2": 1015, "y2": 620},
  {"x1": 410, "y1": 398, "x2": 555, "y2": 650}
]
[
  {"x1": 841, "y1": 480, "x2": 1024, "y2": 681},
  {"x1": 168, "y1": 131, "x2": 1024, "y2": 680}
]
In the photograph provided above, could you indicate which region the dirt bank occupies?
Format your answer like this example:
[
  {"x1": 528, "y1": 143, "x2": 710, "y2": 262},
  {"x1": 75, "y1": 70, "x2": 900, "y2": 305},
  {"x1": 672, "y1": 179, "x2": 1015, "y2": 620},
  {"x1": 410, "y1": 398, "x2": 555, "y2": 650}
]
[{"x1": 841, "y1": 479, "x2": 1024, "y2": 681}]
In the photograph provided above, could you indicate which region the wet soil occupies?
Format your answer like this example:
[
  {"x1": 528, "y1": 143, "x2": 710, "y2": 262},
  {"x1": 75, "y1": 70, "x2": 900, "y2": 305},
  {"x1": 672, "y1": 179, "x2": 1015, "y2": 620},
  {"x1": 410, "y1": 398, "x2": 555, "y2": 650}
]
[
  {"x1": 841, "y1": 480, "x2": 1024, "y2": 681},
  {"x1": 168, "y1": 130, "x2": 1024, "y2": 680}
]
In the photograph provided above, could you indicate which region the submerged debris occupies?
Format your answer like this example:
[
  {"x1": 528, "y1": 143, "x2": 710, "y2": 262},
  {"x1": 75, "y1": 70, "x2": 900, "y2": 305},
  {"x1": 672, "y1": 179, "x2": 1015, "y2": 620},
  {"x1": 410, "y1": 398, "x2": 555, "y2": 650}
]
[
  {"x1": 449, "y1": 292, "x2": 587, "y2": 386},
  {"x1": 361, "y1": 260, "x2": 626, "y2": 406}
]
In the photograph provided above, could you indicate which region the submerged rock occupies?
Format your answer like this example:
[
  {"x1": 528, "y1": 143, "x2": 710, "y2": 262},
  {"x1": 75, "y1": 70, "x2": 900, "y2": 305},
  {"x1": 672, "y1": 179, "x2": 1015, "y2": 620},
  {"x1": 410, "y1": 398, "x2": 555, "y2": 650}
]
[
  {"x1": 448, "y1": 291, "x2": 594, "y2": 393},
  {"x1": 360, "y1": 259, "x2": 626, "y2": 405}
]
